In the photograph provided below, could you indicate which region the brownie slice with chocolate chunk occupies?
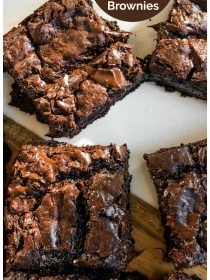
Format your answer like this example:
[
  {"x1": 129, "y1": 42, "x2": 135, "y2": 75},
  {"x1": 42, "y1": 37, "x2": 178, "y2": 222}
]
[
  {"x1": 144, "y1": 139, "x2": 207, "y2": 268},
  {"x1": 4, "y1": 0, "x2": 143, "y2": 138},
  {"x1": 4, "y1": 142, "x2": 133, "y2": 274},
  {"x1": 10, "y1": 42, "x2": 143, "y2": 138},
  {"x1": 163, "y1": 272, "x2": 201, "y2": 280},
  {"x1": 147, "y1": 38, "x2": 206, "y2": 100}
]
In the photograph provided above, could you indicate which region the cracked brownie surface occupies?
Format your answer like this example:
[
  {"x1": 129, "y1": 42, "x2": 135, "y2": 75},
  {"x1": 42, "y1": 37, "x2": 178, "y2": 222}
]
[
  {"x1": 10, "y1": 42, "x2": 143, "y2": 137},
  {"x1": 144, "y1": 139, "x2": 207, "y2": 268},
  {"x1": 145, "y1": 0, "x2": 207, "y2": 99},
  {"x1": 4, "y1": 142, "x2": 133, "y2": 274},
  {"x1": 155, "y1": 0, "x2": 207, "y2": 39},
  {"x1": 3, "y1": 0, "x2": 143, "y2": 138}
]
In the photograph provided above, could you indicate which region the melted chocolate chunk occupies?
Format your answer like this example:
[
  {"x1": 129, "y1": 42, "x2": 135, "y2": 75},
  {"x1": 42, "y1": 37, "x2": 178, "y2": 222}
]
[
  {"x1": 144, "y1": 139, "x2": 207, "y2": 268},
  {"x1": 4, "y1": 142, "x2": 133, "y2": 274}
]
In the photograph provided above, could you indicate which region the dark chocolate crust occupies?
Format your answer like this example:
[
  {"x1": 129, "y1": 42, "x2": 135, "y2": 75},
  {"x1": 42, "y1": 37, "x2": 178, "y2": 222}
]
[
  {"x1": 3, "y1": 271, "x2": 148, "y2": 280},
  {"x1": 163, "y1": 272, "x2": 201, "y2": 280},
  {"x1": 3, "y1": 0, "x2": 143, "y2": 138},
  {"x1": 146, "y1": 0, "x2": 207, "y2": 100},
  {"x1": 144, "y1": 139, "x2": 207, "y2": 268},
  {"x1": 4, "y1": 142, "x2": 134, "y2": 274}
]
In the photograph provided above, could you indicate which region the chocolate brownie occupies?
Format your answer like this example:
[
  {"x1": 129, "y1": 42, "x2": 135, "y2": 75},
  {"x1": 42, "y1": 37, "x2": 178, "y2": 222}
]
[
  {"x1": 4, "y1": 142, "x2": 134, "y2": 274},
  {"x1": 4, "y1": 271, "x2": 148, "y2": 280},
  {"x1": 154, "y1": 0, "x2": 207, "y2": 39},
  {"x1": 9, "y1": 42, "x2": 143, "y2": 137},
  {"x1": 163, "y1": 272, "x2": 201, "y2": 280},
  {"x1": 147, "y1": 38, "x2": 207, "y2": 100},
  {"x1": 144, "y1": 139, "x2": 207, "y2": 268},
  {"x1": 144, "y1": 0, "x2": 207, "y2": 100},
  {"x1": 4, "y1": 0, "x2": 143, "y2": 138}
]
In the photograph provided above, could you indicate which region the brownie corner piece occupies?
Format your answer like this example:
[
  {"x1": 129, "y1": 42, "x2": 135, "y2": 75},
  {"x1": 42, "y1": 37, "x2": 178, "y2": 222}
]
[
  {"x1": 144, "y1": 139, "x2": 207, "y2": 268},
  {"x1": 4, "y1": 142, "x2": 133, "y2": 274}
]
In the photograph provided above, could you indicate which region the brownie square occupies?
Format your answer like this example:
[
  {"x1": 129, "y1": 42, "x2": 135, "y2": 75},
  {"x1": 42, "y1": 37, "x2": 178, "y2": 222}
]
[
  {"x1": 144, "y1": 139, "x2": 207, "y2": 268},
  {"x1": 156, "y1": 0, "x2": 207, "y2": 39},
  {"x1": 144, "y1": 0, "x2": 207, "y2": 100},
  {"x1": 163, "y1": 272, "x2": 201, "y2": 280},
  {"x1": 148, "y1": 38, "x2": 207, "y2": 100},
  {"x1": 4, "y1": 142, "x2": 133, "y2": 274},
  {"x1": 10, "y1": 42, "x2": 143, "y2": 137},
  {"x1": 4, "y1": 0, "x2": 143, "y2": 138}
]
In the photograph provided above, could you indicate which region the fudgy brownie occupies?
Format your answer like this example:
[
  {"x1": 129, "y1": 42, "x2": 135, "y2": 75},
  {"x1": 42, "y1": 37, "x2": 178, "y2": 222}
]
[
  {"x1": 145, "y1": 0, "x2": 207, "y2": 100},
  {"x1": 4, "y1": 0, "x2": 143, "y2": 138},
  {"x1": 10, "y1": 42, "x2": 143, "y2": 137},
  {"x1": 4, "y1": 271, "x2": 148, "y2": 280},
  {"x1": 148, "y1": 38, "x2": 206, "y2": 100},
  {"x1": 4, "y1": 142, "x2": 134, "y2": 274},
  {"x1": 154, "y1": 0, "x2": 207, "y2": 39},
  {"x1": 163, "y1": 272, "x2": 201, "y2": 280},
  {"x1": 144, "y1": 139, "x2": 207, "y2": 268}
]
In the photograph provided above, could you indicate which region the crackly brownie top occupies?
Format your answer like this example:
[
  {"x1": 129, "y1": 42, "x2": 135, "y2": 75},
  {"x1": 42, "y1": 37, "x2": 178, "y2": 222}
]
[
  {"x1": 4, "y1": 142, "x2": 133, "y2": 273},
  {"x1": 163, "y1": 272, "x2": 201, "y2": 280},
  {"x1": 149, "y1": 38, "x2": 206, "y2": 85},
  {"x1": 144, "y1": 139, "x2": 207, "y2": 268},
  {"x1": 12, "y1": 42, "x2": 142, "y2": 138},
  {"x1": 156, "y1": 0, "x2": 207, "y2": 38},
  {"x1": 3, "y1": 0, "x2": 129, "y2": 75}
]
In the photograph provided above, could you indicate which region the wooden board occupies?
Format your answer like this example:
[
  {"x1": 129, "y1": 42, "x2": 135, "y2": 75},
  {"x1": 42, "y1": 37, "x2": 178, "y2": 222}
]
[{"x1": 3, "y1": 116, "x2": 207, "y2": 280}]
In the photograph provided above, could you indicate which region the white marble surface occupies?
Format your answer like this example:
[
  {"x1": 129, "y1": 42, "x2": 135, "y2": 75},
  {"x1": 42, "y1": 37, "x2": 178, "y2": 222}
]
[{"x1": 3, "y1": 0, "x2": 207, "y2": 208}]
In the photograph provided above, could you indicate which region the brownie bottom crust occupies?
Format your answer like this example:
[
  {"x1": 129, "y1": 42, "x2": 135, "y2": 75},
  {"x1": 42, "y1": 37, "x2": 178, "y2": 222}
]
[{"x1": 146, "y1": 74, "x2": 206, "y2": 100}]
